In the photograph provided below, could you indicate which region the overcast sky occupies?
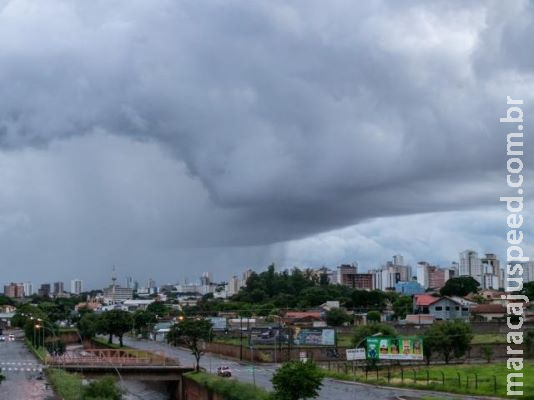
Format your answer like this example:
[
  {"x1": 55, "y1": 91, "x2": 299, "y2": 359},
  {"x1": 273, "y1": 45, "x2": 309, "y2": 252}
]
[{"x1": 0, "y1": 0, "x2": 533, "y2": 289}]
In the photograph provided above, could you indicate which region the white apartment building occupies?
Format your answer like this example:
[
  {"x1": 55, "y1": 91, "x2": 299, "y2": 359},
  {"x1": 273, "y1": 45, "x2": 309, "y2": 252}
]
[
  {"x1": 416, "y1": 262, "x2": 430, "y2": 289},
  {"x1": 227, "y1": 276, "x2": 241, "y2": 297},
  {"x1": 459, "y1": 250, "x2": 482, "y2": 284},
  {"x1": 23, "y1": 282, "x2": 33, "y2": 297},
  {"x1": 70, "y1": 279, "x2": 83, "y2": 295}
]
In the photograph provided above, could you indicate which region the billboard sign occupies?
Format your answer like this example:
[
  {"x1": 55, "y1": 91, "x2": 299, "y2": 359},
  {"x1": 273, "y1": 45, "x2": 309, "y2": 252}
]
[
  {"x1": 293, "y1": 328, "x2": 336, "y2": 346},
  {"x1": 249, "y1": 327, "x2": 288, "y2": 345},
  {"x1": 208, "y1": 317, "x2": 227, "y2": 331},
  {"x1": 366, "y1": 336, "x2": 423, "y2": 360},
  {"x1": 346, "y1": 348, "x2": 366, "y2": 361}
]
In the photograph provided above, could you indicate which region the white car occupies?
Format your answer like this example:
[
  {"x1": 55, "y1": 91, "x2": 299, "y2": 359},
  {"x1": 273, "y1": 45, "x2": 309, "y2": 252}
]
[
  {"x1": 0, "y1": 335, "x2": 5, "y2": 342},
  {"x1": 8, "y1": 334, "x2": 15, "y2": 341},
  {"x1": 217, "y1": 366, "x2": 232, "y2": 377}
]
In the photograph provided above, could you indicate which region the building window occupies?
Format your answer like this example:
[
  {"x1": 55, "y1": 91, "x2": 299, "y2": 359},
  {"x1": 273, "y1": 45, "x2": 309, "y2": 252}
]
[
  {"x1": 445, "y1": 306, "x2": 450, "y2": 311},
  {"x1": 455, "y1": 306, "x2": 460, "y2": 310},
  {"x1": 462, "y1": 307, "x2": 468, "y2": 311},
  {"x1": 435, "y1": 306, "x2": 443, "y2": 311}
]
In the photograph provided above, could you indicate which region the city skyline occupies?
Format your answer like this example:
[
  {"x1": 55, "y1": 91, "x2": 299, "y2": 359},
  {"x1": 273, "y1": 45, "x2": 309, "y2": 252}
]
[{"x1": 1, "y1": 247, "x2": 523, "y2": 293}]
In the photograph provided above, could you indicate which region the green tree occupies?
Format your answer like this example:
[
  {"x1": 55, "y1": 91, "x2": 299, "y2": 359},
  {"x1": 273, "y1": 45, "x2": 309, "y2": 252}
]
[
  {"x1": 271, "y1": 360, "x2": 323, "y2": 400},
  {"x1": 366, "y1": 310, "x2": 381, "y2": 323},
  {"x1": 45, "y1": 339, "x2": 66, "y2": 356},
  {"x1": 100, "y1": 310, "x2": 133, "y2": 347},
  {"x1": 167, "y1": 318, "x2": 212, "y2": 372},
  {"x1": 351, "y1": 323, "x2": 397, "y2": 347},
  {"x1": 423, "y1": 320, "x2": 473, "y2": 364},
  {"x1": 132, "y1": 310, "x2": 157, "y2": 337},
  {"x1": 82, "y1": 376, "x2": 121, "y2": 400},
  {"x1": 521, "y1": 282, "x2": 534, "y2": 302},
  {"x1": 392, "y1": 296, "x2": 412, "y2": 320},
  {"x1": 325, "y1": 308, "x2": 352, "y2": 327},
  {"x1": 440, "y1": 277, "x2": 480, "y2": 297},
  {"x1": 78, "y1": 313, "x2": 102, "y2": 340},
  {"x1": 146, "y1": 301, "x2": 169, "y2": 317}
]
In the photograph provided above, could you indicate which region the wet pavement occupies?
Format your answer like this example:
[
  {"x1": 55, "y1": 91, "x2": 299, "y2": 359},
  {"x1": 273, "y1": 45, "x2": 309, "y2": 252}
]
[
  {"x1": 121, "y1": 336, "x2": 491, "y2": 400},
  {"x1": 0, "y1": 330, "x2": 58, "y2": 400}
]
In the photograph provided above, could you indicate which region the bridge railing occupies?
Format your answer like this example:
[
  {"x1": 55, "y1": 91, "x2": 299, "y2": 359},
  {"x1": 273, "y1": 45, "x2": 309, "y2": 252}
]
[{"x1": 47, "y1": 349, "x2": 171, "y2": 367}]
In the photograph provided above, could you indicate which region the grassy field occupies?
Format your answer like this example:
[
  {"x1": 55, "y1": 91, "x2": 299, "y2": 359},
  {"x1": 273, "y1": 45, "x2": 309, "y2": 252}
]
[
  {"x1": 471, "y1": 333, "x2": 506, "y2": 344},
  {"x1": 46, "y1": 369, "x2": 83, "y2": 400},
  {"x1": 25, "y1": 338, "x2": 48, "y2": 362},
  {"x1": 322, "y1": 361, "x2": 534, "y2": 399}
]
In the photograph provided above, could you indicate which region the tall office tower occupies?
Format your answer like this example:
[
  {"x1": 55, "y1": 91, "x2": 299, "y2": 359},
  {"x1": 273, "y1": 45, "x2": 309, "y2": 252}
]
[
  {"x1": 416, "y1": 261, "x2": 430, "y2": 289},
  {"x1": 200, "y1": 272, "x2": 213, "y2": 286},
  {"x1": 125, "y1": 276, "x2": 133, "y2": 289},
  {"x1": 227, "y1": 276, "x2": 241, "y2": 297},
  {"x1": 23, "y1": 282, "x2": 33, "y2": 297},
  {"x1": 517, "y1": 261, "x2": 534, "y2": 283},
  {"x1": 53, "y1": 281, "x2": 64, "y2": 295},
  {"x1": 459, "y1": 250, "x2": 481, "y2": 284},
  {"x1": 480, "y1": 253, "x2": 502, "y2": 289},
  {"x1": 70, "y1": 279, "x2": 83, "y2": 295},
  {"x1": 393, "y1": 254, "x2": 405, "y2": 266},
  {"x1": 242, "y1": 269, "x2": 253, "y2": 286},
  {"x1": 38, "y1": 283, "x2": 51, "y2": 297}
]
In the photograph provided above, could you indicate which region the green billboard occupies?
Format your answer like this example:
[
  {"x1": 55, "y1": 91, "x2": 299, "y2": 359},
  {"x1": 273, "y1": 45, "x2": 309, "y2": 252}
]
[{"x1": 366, "y1": 336, "x2": 423, "y2": 360}]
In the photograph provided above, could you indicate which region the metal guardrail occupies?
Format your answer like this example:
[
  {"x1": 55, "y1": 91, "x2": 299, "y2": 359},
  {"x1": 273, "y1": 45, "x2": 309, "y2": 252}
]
[{"x1": 46, "y1": 349, "x2": 173, "y2": 367}]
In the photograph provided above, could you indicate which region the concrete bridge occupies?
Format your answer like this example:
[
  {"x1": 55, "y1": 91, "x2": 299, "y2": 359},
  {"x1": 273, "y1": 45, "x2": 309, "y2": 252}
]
[{"x1": 46, "y1": 349, "x2": 195, "y2": 399}]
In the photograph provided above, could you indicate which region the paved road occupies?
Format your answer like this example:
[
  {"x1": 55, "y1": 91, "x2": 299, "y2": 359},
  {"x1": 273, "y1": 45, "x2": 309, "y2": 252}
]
[
  {"x1": 121, "y1": 337, "x2": 491, "y2": 400},
  {"x1": 0, "y1": 330, "x2": 57, "y2": 400}
]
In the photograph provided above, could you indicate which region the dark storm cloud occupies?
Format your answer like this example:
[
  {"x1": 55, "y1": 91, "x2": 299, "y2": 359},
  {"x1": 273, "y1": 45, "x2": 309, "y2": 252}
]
[{"x1": 0, "y1": 0, "x2": 533, "y2": 252}]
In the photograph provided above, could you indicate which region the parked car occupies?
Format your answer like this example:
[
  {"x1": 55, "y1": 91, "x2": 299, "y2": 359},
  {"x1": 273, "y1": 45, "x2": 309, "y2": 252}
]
[
  {"x1": 217, "y1": 366, "x2": 232, "y2": 377},
  {"x1": 8, "y1": 334, "x2": 15, "y2": 341},
  {"x1": 0, "y1": 335, "x2": 5, "y2": 342}
]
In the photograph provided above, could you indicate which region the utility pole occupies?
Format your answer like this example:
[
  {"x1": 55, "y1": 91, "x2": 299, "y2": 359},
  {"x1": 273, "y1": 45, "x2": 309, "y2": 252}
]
[{"x1": 239, "y1": 316, "x2": 243, "y2": 361}]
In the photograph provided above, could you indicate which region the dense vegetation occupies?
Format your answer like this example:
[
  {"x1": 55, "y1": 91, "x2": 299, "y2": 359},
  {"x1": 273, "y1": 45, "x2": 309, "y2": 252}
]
[
  {"x1": 186, "y1": 264, "x2": 411, "y2": 319},
  {"x1": 185, "y1": 371, "x2": 271, "y2": 400},
  {"x1": 46, "y1": 369, "x2": 121, "y2": 400}
]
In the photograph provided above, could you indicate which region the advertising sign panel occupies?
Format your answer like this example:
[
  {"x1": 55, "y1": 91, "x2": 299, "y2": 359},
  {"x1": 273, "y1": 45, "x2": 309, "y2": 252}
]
[
  {"x1": 208, "y1": 317, "x2": 227, "y2": 331},
  {"x1": 293, "y1": 328, "x2": 336, "y2": 346},
  {"x1": 366, "y1": 336, "x2": 423, "y2": 360},
  {"x1": 249, "y1": 327, "x2": 288, "y2": 345},
  {"x1": 346, "y1": 348, "x2": 366, "y2": 361}
]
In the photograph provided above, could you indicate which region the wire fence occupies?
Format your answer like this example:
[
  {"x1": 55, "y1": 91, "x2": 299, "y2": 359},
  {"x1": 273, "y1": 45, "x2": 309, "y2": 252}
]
[{"x1": 318, "y1": 362, "x2": 508, "y2": 396}]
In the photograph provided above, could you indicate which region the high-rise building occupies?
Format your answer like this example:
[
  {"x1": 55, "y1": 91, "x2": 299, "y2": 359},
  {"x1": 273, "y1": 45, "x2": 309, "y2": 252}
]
[
  {"x1": 427, "y1": 267, "x2": 446, "y2": 289},
  {"x1": 4, "y1": 282, "x2": 24, "y2": 298},
  {"x1": 227, "y1": 276, "x2": 241, "y2": 297},
  {"x1": 70, "y1": 279, "x2": 83, "y2": 295},
  {"x1": 526, "y1": 262, "x2": 534, "y2": 283},
  {"x1": 23, "y1": 282, "x2": 33, "y2": 297},
  {"x1": 335, "y1": 264, "x2": 372, "y2": 289},
  {"x1": 416, "y1": 261, "x2": 430, "y2": 289},
  {"x1": 38, "y1": 283, "x2": 51, "y2": 297},
  {"x1": 480, "y1": 253, "x2": 502, "y2": 289},
  {"x1": 393, "y1": 254, "x2": 405, "y2": 266},
  {"x1": 53, "y1": 281, "x2": 64, "y2": 295},
  {"x1": 459, "y1": 250, "x2": 481, "y2": 284},
  {"x1": 242, "y1": 269, "x2": 253, "y2": 286},
  {"x1": 200, "y1": 272, "x2": 213, "y2": 286}
]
